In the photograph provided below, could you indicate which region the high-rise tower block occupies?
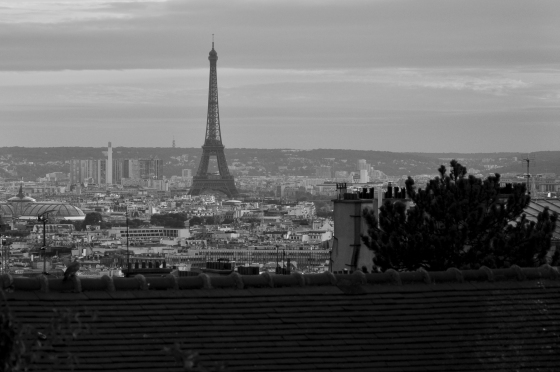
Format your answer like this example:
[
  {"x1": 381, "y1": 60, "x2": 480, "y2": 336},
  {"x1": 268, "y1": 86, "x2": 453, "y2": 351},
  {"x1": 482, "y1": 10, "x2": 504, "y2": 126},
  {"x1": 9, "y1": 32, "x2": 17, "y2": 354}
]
[{"x1": 107, "y1": 142, "x2": 113, "y2": 185}]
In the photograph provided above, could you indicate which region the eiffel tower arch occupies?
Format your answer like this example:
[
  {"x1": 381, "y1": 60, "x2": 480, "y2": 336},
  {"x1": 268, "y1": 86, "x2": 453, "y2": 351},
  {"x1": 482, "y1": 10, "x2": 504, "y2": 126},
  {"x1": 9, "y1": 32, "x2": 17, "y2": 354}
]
[{"x1": 189, "y1": 41, "x2": 239, "y2": 198}]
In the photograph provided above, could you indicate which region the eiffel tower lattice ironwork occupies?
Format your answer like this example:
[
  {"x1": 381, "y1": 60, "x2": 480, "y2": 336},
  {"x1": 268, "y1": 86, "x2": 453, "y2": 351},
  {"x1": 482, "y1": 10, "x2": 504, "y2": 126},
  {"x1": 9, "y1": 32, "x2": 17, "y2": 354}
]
[{"x1": 189, "y1": 41, "x2": 239, "y2": 198}]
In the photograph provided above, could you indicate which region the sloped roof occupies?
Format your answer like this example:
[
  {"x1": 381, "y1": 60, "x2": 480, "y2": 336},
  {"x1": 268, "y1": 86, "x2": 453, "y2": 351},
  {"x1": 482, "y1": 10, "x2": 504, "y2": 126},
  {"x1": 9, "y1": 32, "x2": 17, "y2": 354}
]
[
  {"x1": 2, "y1": 267, "x2": 560, "y2": 371},
  {"x1": 525, "y1": 199, "x2": 560, "y2": 240}
]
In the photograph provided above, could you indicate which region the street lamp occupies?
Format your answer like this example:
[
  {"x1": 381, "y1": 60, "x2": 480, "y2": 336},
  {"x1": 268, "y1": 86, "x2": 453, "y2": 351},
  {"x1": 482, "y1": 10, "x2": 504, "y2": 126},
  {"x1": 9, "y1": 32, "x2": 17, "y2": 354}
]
[
  {"x1": 275, "y1": 245, "x2": 279, "y2": 273},
  {"x1": 37, "y1": 209, "x2": 58, "y2": 275},
  {"x1": 125, "y1": 205, "x2": 130, "y2": 275},
  {"x1": 0, "y1": 234, "x2": 6, "y2": 275}
]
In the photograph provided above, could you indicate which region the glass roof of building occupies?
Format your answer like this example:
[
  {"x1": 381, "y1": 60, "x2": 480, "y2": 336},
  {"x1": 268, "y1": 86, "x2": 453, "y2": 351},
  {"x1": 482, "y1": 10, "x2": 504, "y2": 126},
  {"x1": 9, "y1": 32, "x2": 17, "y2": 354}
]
[
  {"x1": 0, "y1": 204, "x2": 14, "y2": 215},
  {"x1": 21, "y1": 202, "x2": 85, "y2": 217}
]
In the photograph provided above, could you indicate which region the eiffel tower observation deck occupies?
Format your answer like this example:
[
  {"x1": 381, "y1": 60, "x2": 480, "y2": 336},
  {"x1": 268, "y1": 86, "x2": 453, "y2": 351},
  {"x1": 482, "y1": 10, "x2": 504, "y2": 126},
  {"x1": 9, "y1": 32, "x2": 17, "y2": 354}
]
[{"x1": 189, "y1": 41, "x2": 239, "y2": 198}]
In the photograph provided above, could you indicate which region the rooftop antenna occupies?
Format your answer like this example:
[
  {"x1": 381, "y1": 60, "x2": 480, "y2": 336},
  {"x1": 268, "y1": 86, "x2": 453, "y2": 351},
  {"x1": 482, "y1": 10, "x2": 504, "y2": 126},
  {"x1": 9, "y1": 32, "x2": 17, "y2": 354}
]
[
  {"x1": 521, "y1": 154, "x2": 536, "y2": 196},
  {"x1": 522, "y1": 156, "x2": 531, "y2": 195}
]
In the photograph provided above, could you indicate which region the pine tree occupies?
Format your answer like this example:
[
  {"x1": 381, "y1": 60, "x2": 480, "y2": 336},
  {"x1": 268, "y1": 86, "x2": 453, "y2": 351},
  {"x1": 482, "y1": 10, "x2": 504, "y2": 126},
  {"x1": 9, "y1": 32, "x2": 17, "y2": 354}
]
[
  {"x1": 362, "y1": 160, "x2": 558, "y2": 271},
  {"x1": 81, "y1": 212, "x2": 103, "y2": 229}
]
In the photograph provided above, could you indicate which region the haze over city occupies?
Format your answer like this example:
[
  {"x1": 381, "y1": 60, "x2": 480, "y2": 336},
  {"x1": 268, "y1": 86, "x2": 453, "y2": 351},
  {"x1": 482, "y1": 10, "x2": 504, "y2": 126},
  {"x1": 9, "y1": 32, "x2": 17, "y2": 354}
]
[{"x1": 0, "y1": 0, "x2": 559, "y2": 152}]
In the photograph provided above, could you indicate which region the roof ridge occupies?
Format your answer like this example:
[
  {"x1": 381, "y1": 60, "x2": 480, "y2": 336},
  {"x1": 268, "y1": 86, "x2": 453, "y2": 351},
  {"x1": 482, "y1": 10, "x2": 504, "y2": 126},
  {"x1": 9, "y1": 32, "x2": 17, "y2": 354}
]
[{"x1": 2, "y1": 265, "x2": 559, "y2": 294}]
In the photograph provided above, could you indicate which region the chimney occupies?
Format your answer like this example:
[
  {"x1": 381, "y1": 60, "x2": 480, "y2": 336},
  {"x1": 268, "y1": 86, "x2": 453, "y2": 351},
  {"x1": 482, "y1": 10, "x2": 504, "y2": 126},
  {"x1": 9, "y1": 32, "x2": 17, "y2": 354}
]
[
  {"x1": 337, "y1": 183, "x2": 347, "y2": 200},
  {"x1": 376, "y1": 186, "x2": 383, "y2": 223},
  {"x1": 386, "y1": 183, "x2": 393, "y2": 198}
]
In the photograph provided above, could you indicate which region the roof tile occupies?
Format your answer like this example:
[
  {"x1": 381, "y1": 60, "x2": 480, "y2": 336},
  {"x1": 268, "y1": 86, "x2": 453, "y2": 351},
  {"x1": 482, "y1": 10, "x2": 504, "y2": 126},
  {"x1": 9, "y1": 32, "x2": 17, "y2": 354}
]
[{"x1": 4, "y1": 268, "x2": 560, "y2": 371}]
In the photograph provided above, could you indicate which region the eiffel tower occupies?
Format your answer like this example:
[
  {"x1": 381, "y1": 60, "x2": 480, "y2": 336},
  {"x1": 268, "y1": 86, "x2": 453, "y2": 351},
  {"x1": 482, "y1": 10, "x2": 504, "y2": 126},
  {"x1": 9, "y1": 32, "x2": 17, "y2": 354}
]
[{"x1": 189, "y1": 41, "x2": 239, "y2": 198}]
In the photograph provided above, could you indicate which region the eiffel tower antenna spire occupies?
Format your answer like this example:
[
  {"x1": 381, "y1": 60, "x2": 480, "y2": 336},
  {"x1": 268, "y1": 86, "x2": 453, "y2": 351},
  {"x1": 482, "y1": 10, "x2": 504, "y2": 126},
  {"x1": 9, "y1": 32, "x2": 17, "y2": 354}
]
[{"x1": 189, "y1": 40, "x2": 239, "y2": 198}]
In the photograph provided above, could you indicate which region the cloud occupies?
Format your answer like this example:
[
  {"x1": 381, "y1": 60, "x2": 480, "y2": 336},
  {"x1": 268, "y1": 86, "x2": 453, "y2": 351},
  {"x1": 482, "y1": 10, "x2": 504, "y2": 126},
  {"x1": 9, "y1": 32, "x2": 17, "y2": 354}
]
[
  {"x1": 0, "y1": 0, "x2": 559, "y2": 152},
  {"x1": 0, "y1": 66, "x2": 558, "y2": 152},
  {"x1": 0, "y1": 0, "x2": 167, "y2": 24},
  {"x1": 0, "y1": 0, "x2": 558, "y2": 71},
  {"x1": 1, "y1": 67, "x2": 546, "y2": 110},
  {"x1": 390, "y1": 70, "x2": 528, "y2": 96}
]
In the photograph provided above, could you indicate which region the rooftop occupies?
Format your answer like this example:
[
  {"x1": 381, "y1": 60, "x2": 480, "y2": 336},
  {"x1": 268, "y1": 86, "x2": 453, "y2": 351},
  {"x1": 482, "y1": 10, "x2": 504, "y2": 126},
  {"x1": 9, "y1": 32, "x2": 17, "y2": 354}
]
[
  {"x1": 525, "y1": 199, "x2": 560, "y2": 240},
  {"x1": 2, "y1": 266, "x2": 560, "y2": 371}
]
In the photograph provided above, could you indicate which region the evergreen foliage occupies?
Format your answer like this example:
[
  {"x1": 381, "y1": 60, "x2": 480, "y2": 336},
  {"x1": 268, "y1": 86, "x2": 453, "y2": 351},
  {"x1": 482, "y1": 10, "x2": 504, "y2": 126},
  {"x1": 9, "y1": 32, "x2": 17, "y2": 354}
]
[
  {"x1": 151, "y1": 213, "x2": 188, "y2": 228},
  {"x1": 1, "y1": 291, "x2": 97, "y2": 372},
  {"x1": 82, "y1": 212, "x2": 102, "y2": 228},
  {"x1": 188, "y1": 216, "x2": 204, "y2": 226},
  {"x1": 189, "y1": 216, "x2": 221, "y2": 226},
  {"x1": 362, "y1": 160, "x2": 559, "y2": 271},
  {"x1": 0, "y1": 230, "x2": 30, "y2": 238},
  {"x1": 126, "y1": 219, "x2": 143, "y2": 228}
]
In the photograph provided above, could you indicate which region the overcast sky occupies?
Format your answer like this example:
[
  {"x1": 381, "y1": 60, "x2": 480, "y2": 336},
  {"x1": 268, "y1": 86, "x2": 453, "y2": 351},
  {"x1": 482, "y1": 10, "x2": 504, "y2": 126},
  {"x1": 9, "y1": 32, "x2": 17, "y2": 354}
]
[{"x1": 0, "y1": 0, "x2": 559, "y2": 152}]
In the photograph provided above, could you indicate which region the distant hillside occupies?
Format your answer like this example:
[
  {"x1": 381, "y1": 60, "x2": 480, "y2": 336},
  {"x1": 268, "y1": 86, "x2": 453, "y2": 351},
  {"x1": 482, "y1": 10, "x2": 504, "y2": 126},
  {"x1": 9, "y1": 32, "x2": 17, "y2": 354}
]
[
  {"x1": 410, "y1": 151, "x2": 560, "y2": 176},
  {"x1": 0, "y1": 147, "x2": 558, "y2": 180}
]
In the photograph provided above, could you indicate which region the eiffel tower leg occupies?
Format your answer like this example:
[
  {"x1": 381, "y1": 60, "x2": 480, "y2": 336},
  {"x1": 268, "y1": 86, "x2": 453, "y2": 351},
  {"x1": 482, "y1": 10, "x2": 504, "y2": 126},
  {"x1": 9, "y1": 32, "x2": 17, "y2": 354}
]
[
  {"x1": 189, "y1": 182, "x2": 201, "y2": 196},
  {"x1": 196, "y1": 151, "x2": 211, "y2": 177},
  {"x1": 189, "y1": 178, "x2": 238, "y2": 198},
  {"x1": 216, "y1": 149, "x2": 231, "y2": 177}
]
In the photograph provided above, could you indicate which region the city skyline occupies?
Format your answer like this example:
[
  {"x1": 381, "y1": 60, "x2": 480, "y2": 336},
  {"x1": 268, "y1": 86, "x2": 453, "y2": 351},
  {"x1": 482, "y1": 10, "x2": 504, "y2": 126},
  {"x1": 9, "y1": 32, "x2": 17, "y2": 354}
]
[{"x1": 0, "y1": 0, "x2": 559, "y2": 152}]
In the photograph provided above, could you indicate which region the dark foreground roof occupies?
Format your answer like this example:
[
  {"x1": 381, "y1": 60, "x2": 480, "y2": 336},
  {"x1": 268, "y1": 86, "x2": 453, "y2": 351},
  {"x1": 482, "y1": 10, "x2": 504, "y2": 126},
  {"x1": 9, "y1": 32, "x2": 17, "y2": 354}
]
[{"x1": 2, "y1": 266, "x2": 560, "y2": 372}]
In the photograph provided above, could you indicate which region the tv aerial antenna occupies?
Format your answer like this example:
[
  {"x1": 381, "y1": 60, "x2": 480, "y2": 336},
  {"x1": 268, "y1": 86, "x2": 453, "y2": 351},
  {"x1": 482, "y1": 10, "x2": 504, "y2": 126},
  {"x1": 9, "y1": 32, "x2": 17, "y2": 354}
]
[{"x1": 521, "y1": 154, "x2": 537, "y2": 197}]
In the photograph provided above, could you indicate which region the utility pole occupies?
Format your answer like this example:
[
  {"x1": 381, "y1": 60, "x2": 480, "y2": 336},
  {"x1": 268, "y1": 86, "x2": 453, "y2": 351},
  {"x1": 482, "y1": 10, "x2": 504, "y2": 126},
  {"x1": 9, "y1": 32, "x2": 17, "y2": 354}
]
[
  {"x1": 0, "y1": 234, "x2": 4, "y2": 274},
  {"x1": 276, "y1": 244, "x2": 279, "y2": 273},
  {"x1": 37, "y1": 209, "x2": 57, "y2": 275},
  {"x1": 126, "y1": 205, "x2": 130, "y2": 274},
  {"x1": 522, "y1": 157, "x2": 531, "y2": 195}
]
